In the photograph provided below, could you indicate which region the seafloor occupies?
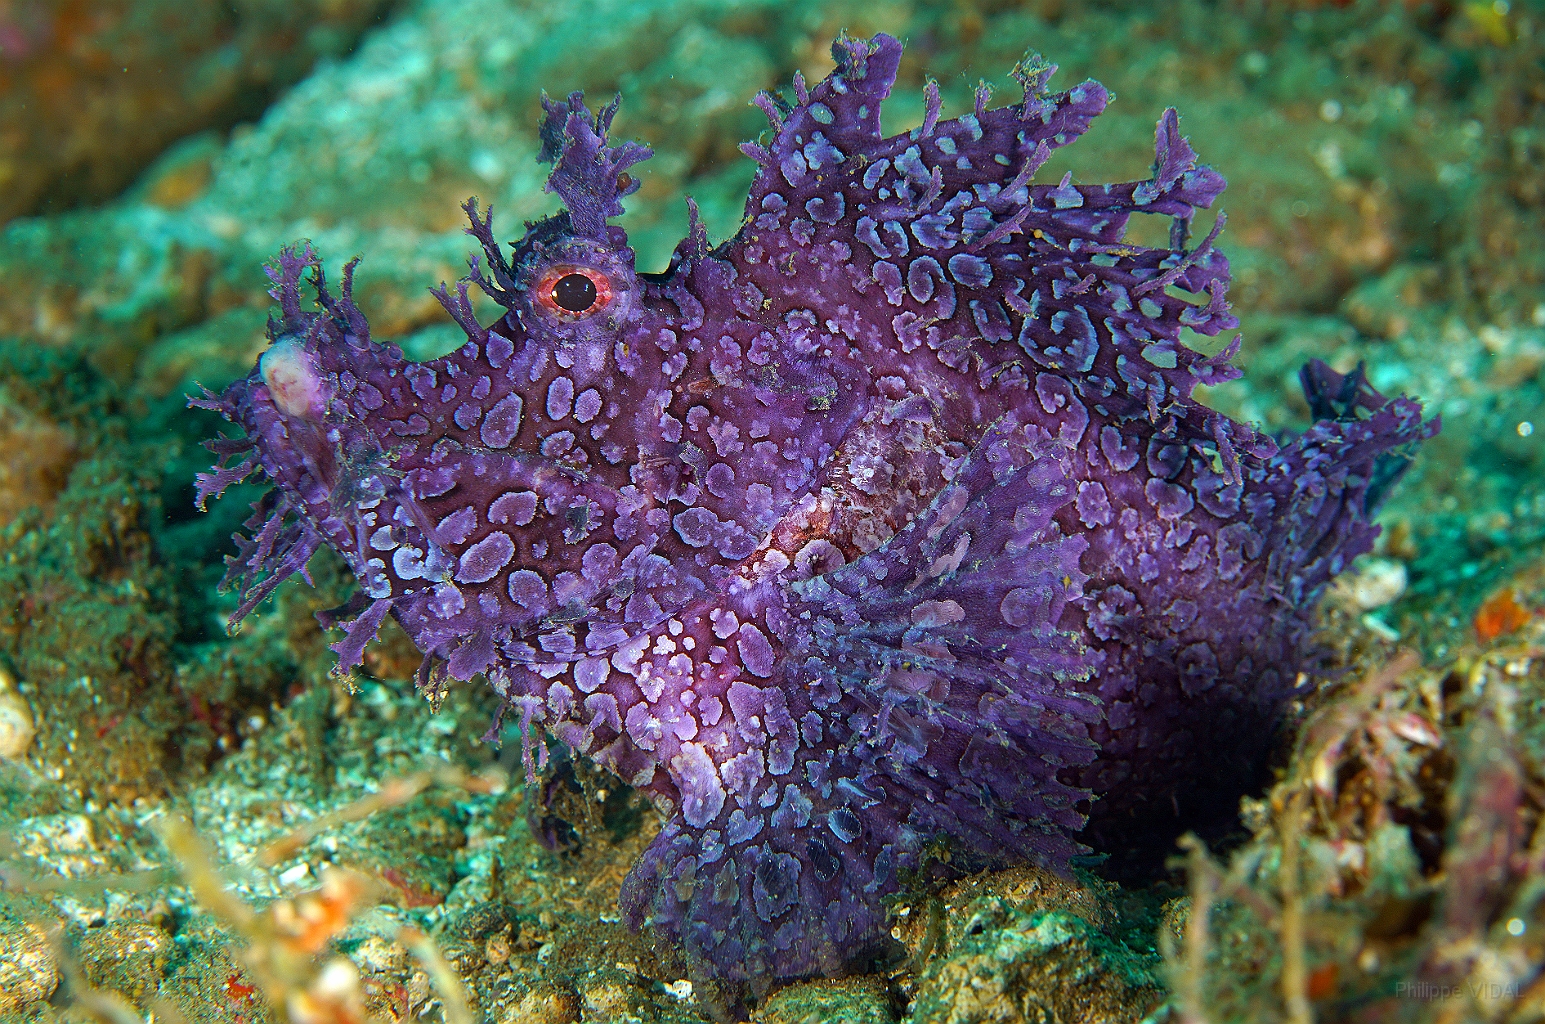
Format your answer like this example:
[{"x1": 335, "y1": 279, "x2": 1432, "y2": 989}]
[{"x1": 0, "y1": 1, "x2": 1542, "y2": 1022}]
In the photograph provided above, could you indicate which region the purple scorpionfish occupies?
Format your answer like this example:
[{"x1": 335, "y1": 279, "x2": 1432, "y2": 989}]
[{"x1": 195, "y1": 34, "x2": 1434, "y2": 999}]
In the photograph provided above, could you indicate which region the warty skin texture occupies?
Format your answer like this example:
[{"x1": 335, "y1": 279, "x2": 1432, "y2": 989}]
[{"x1": 194, "y1": 33, "x2": 1436, "y2": 1007}]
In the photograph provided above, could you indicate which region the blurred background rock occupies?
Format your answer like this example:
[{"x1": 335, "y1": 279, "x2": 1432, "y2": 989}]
[{"x1": 0, "y1": 0, "x2": 397, "y2": 225}]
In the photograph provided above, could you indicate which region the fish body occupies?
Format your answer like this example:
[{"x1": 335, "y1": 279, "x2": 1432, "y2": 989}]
[{"x1": 195, "y1": 34, "x2": 1434, "y2": 994}]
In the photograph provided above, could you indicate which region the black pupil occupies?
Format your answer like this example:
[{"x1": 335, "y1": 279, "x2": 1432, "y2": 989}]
[{"x1": 552, "y1": 273, "x2": 597, "y2": 313}]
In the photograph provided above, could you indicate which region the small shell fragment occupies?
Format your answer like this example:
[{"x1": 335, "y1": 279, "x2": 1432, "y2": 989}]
[{"x1": 0, "y1": 669, "x2": 36, "y2": 761}]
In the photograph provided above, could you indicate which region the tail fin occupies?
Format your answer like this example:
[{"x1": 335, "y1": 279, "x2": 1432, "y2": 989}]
[
  {"x1": 1269, "y1": 360, "x2": 1437, "y2": 603},
  {"x1": 1298, "y1": 359, "x2": 1432, "y2": 515}
]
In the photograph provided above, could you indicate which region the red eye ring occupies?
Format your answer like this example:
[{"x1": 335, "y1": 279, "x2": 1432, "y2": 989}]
[{"x1": 533, "y1": 265, "x2": 612, "y2": 320}]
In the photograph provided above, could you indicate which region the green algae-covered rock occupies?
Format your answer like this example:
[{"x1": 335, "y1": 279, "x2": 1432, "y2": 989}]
[{"x1": 907, "y1": 899, "x2": 1162, "y2": 1024}]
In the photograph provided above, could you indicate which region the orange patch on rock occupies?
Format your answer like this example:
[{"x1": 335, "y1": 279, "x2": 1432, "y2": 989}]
[
  {"x1": 1308, "y1": 962, "x2": 1340, "y2": 1000},
  {"x1": 1474, "y1": 589, "x2": 1533, "y2": 643}
]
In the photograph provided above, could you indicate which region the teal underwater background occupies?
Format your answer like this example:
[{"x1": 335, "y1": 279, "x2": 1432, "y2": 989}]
[{"x1": 1, "y1": 1, "x2": 1544, "y2": 1021}]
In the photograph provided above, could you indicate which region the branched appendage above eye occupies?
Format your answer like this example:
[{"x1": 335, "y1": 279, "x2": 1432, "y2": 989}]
[
  {"x1": 539, "y1": 90, "x2": 651, "y2": 240},
  {"x1": 457, "y1": 197, "x2": 522, "y2": 310},
  {"x1": 533, "y1": 264, "x2": 613, "y2": 320}
]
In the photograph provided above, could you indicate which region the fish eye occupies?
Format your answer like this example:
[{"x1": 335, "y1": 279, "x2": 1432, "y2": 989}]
[
  {"x1": 533, "y1": 264, "x2": 612, "y2": 320},
  {"x1": 554, "y1": 273, "x2": 596, "y2": 312}
]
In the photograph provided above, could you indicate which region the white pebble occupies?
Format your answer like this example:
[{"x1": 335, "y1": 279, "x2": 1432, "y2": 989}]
[
  {"x1": 278, "y1": 862, "x2": 312, "y2": 886},
  {"x1": 0, "y1": 670, "x2": 36, "y2": 760},
  {"x1": 1343, "y1": 558, "x2": 1408, "y2": 610}
]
